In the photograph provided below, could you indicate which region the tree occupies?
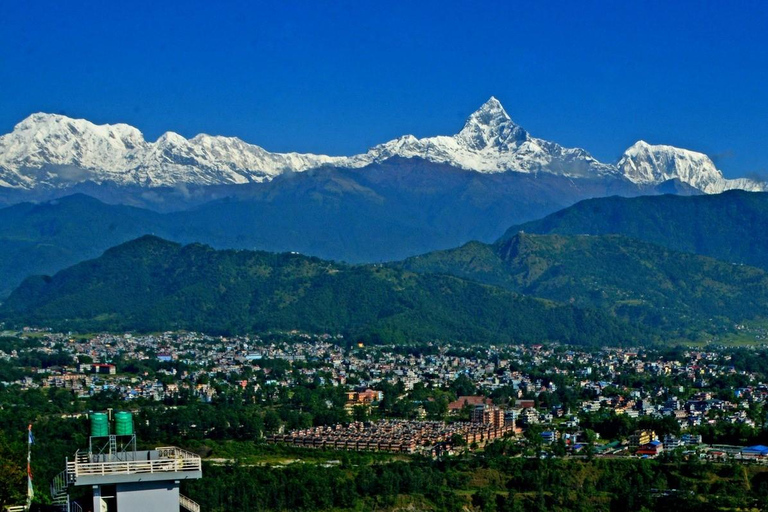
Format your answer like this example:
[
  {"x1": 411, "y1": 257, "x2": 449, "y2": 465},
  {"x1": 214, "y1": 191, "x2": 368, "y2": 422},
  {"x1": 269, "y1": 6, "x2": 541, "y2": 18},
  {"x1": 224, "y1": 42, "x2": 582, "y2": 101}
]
[
  {"x1": 450, "y1": 374, "x2": 477, "y2": 397},
  {"x1": 552, "y1": 439, "x2": 567, "y2": 457},
  {"x1": 583, "y1": 429, "x2": 597, "y2": 461},
  {"x1": 0, "y1": 435, "x2": 24, "y2": 509},
  {"x1": 450, "y1": 433, "x2": 467, "y2": 447},
  {"x1": 352, "y1": 405, "x2": 368, "y2": 422},
  {"x1": 524, "y1": 424, "x2": 543, "y2": 455},
  {"x1": 474, "y1": 487, "x2": 497, "y2": 512}
]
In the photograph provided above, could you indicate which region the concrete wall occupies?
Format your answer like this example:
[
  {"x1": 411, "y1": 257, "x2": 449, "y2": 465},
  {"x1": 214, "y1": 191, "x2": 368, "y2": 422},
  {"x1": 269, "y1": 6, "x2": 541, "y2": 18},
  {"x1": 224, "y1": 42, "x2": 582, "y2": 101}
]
[{"x1": 115, "y1": 481, "x2": 179, "y2": 512}]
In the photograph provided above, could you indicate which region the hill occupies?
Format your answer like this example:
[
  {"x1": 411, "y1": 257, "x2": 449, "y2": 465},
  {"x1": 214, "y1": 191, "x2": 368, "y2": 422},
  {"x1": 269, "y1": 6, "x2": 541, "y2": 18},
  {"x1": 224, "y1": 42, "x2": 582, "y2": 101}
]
[
  {"x1": 0, "y1": 160, "x2": 662, "y2": 297},
  {"x1": 500, "y1": 190, "x2": 768, "y2": 270},
  {"x1": 399, "y1": 233, "x2": 768, "y2": 336},
  {"x1": 0, "y1": 236, "x2": 646, "y2": 346}
]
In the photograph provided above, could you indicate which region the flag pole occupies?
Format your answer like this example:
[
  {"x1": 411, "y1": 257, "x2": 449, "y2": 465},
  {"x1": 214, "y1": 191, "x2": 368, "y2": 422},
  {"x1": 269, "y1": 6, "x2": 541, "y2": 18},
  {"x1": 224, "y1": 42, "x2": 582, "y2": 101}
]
[{"x1": 26, "y1": 423, "x2": 33, "y2": 510}]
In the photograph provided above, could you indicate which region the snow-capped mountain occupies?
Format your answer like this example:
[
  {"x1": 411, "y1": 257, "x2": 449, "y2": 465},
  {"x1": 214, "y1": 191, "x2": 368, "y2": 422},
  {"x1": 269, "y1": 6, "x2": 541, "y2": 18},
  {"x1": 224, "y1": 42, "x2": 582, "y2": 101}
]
[
  {"x1": 0, "y1": 98, "x2": 763, "y2": 194},
  {"x1": 617, "y1": 141, "x2": 765, "y2": 194},
  {"x1": 0, "y1": 113, "x2": 346, "y2": 189},
  {"x1": 353, "y1": 97, "x2": 617, "y2": 177}
]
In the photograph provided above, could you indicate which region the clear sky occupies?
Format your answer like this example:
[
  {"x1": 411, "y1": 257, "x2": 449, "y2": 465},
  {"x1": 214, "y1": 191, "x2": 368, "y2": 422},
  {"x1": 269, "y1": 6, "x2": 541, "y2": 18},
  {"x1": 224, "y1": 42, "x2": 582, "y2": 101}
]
[{"x1": 0, "y1": 1, "x2": 766, "y2": 178}]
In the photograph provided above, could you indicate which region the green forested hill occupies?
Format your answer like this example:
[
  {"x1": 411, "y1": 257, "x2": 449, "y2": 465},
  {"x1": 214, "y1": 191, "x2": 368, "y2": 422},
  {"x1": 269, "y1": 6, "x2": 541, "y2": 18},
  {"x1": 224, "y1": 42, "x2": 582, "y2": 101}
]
[
  {"x1": 399, "y1": 233, "x2": 768, "y2": 335},
  {"x1": 0, "y1": 236, "x2": 645, "y2": 346},
  {"x1": 501, "y1": 190, "x2": 768, "y2": 269},
  {"x1": 0, "y1": 161, "x2": 656, "y2": 298}
]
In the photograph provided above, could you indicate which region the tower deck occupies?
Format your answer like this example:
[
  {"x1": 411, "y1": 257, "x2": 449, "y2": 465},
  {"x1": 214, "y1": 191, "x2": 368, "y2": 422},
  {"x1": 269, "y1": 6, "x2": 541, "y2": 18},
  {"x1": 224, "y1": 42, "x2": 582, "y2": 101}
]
[{"x1": 67, "y1": 446, "x2": 202, "y2": 486}]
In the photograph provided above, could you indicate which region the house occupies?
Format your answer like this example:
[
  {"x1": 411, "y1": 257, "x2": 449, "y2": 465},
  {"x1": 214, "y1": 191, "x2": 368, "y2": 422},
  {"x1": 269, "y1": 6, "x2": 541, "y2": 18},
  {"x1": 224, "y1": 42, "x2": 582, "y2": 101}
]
[
  {"x1": 515, "y1": 399, "x2": 536, "y2": 409},
  {"x1": 91, "y1": 363, "x2": 116, "y2": 375},
  {"x1": 448, "y1": 396, "x2": 489, "y2": 413},
  {"x1": 637, "y1": 441, "x2": 663, "y2": 457},
  {"x1": 742, "y1": 445, "x2": 768, "y2": 457},
  {"x1": 663, "y1": 434, "x2": 682, "y2": 451},
  {"x1": 629, "y1": 429, "x2": 657, "y2": 448},
  {"x1": 541, "y1": 431, "x2": 558, "y2": 444}
]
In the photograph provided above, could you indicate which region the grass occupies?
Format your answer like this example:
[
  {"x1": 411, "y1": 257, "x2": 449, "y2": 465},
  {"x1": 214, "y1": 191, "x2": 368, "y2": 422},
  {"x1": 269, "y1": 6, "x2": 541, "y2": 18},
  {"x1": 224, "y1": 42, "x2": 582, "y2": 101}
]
[{"x1": 187, "y1": 440, "x2": 414, "y2": 466}]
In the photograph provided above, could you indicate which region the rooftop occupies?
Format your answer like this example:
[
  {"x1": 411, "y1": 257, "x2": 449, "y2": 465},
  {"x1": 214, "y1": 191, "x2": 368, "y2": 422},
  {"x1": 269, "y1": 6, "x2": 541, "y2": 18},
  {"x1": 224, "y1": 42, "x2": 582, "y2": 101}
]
[{"x1": 66, "y1": 446, "x2": 202, "y2": 486}]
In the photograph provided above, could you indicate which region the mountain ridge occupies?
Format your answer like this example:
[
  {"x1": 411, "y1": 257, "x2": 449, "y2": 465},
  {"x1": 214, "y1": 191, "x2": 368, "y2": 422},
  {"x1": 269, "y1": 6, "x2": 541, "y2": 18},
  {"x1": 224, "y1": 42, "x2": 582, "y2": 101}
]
[
  {"x1": 0, "y1": 235, "x2": 646, "y2": 346},
  {"x1": 1, "y1": 98, "x2": 763, "y2": 194},
  {"x1": 501, "y1": 190, "x2": 768, "y2": 271},
  {"x1": 398, "y1": 231, "x2": 768, "y2": 336}
]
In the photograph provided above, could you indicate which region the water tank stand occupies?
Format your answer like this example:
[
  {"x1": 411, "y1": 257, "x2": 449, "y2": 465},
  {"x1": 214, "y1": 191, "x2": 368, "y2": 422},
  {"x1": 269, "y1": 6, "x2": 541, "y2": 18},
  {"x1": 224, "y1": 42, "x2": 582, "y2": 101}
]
[{"x1": 88, "y1": 434, "x2": 137, "y2": 462}]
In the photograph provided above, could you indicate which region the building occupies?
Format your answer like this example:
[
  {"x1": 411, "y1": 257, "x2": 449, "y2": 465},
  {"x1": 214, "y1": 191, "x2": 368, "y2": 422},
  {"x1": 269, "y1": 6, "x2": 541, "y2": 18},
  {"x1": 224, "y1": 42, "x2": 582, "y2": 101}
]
[
  {"x1": 515, "y1": 399, "x2": 535, "y2": 409},
  {"x1": 681, "y1": 433, "x2": 703, "y2": 445},
  {"x1": 448, "y1": 396, "x2": 489, "y2": 413},
  {"x1": 344, "y1": 389, "x2": 382, "y2": 413},
  {"x1": 663, "y1": 434, "x2": 682, "y2": 451},
  {"x1": 79, "y1": 363, "x2": 117, "y2": 375},
  {"x1": 742, "y1": 445, "x2": 768, "y2": 458},
  {"x1": 51, "y1": 412, "x2": 202, "y2": 512},
  {"x1": 471, "y1": 404, "x2": 506, "y2": 428},
  {"x1": 541, "y1": 431, "x2": 558, "y2": 444},
  {"x1": 637, "y1": 440, "x2": 663, "y2": 457},
  {"x1": 629, "y1": 429, "x2": 657, "y2": 448}
]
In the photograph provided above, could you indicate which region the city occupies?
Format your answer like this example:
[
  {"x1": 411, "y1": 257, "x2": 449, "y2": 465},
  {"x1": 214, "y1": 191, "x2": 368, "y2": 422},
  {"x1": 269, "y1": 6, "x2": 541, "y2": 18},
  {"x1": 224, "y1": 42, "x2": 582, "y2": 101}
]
[{"x1": 4, "y1": 329, "x2": 768, "y2": 464}]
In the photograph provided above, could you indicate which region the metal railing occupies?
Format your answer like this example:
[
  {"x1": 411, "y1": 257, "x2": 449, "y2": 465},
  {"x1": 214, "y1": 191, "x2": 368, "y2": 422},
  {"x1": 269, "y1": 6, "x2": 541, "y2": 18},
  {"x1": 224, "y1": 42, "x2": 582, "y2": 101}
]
[
  {"x1": 50, "y1": 469, "x2": 69, "y2": 504},
  {"x1": 179, "y1": 494, "x2": 201, "y2": 512},
  {"x1": 66, "y1": 446, "x2": 201, "y2": 479},
  {"x1": 155, "y1": 446, "x2": 201, "y2": 461},
  {"x1": 5, "y1": 506, "x2": 26, "y2": 512},
  {"x1": 67, "y1": 457, "x2": 201, "y2": 477}
]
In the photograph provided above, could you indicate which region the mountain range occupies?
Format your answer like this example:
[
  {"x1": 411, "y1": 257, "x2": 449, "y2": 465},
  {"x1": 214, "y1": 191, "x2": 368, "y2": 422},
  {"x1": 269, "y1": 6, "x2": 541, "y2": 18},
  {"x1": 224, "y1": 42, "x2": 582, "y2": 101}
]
[
  {"x1": 0, "y1": 168, "x2": 639, "y2": 297},
  {"x1": 4, "y1": 228, "x2": 768, "y2": 343},
  {"x1": 1, "y1": 98, "x2": 767, "y2": 345},
  {"x1": 1, "y1": 187, "x2": 767, "y2": 302},
  {"x1": 3, "y1": 189, "x2": 768, "y2": 343},
  {"x1": 0, "y1": 98, "x2": 763, "y2": 198}
]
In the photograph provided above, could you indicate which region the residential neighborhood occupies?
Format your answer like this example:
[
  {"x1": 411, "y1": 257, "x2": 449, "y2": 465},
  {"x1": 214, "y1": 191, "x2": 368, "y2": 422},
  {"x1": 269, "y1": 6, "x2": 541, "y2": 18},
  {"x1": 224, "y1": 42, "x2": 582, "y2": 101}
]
[{"x1": 3, "y1": 329, "x2": 768, "y2": 462}]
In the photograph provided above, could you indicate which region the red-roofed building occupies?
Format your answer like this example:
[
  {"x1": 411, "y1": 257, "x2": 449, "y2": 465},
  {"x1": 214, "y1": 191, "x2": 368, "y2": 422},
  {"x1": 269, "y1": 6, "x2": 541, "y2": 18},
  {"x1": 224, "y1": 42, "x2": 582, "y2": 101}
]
[{"x1": 448, "y1": 396, "x2": 489, "y2": 412}]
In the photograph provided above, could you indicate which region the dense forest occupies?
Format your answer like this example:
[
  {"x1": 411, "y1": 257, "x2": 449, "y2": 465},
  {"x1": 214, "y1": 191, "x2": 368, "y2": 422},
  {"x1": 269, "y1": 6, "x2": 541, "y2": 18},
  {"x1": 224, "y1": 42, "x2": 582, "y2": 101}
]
[
  {"x1": 503, "y1": 190, "x2": 768, "y2": 271},
  {"x1": 185, "y1": 454, "x2": 768, "y2": 512},
  {"x1": 0, "y1": 236, "x2": 646, "y2": 346},
  {"x1": 399, "y1": 232, "x2": 768, "y2": 336}
]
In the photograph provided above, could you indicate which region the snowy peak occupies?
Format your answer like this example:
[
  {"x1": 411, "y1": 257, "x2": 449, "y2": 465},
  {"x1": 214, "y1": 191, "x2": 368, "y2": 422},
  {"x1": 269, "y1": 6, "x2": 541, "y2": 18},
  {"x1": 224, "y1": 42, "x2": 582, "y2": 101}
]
[
  {"x1": 0, "y1": 113, "x2": 148, "y2": 188},
  {"x1": 456, "y1": 97, "x2": 528, "y2": 150},
  {"x1": 618, "y1": 140, "x2": 723, "y2": 185},
  {"x1": 0, "y1": 113, "x2": 346, "y2": 188},
  {"x1": 13, "y1": 113, "x2": 146, "y2": 154},
  {"x1": 617, "y1": 141, "x2": 765, "y2": 194},
  {"x1": 359, "y1": 98, "x2": 613, "y2": 177},
  {"x1": 0, "y1": 101, "x2": 764, "y2": 194}
]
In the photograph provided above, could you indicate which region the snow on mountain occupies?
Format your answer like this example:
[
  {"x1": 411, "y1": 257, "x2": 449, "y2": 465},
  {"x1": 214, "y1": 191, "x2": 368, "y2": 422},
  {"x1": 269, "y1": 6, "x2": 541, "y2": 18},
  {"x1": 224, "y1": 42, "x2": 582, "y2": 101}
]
[
  {"x1": 0, "y1": 99, "x2": 763, "y2": 194},
  {"x1": 0, "y1": 113, "x2": 346, "y2": 189},
  {"x1": 354, "y1": 97, "x2": 617, "y2": 177},
  {"x1": 617, "y1": 141, "x2": 766, "y2": 194}
]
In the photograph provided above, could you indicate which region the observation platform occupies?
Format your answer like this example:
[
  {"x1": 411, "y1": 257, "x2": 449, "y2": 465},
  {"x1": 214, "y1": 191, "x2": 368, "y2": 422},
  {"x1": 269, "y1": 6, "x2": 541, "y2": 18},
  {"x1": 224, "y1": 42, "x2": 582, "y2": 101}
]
[{"x1": 66, "y1": 446, "x2": 202, "y2": 486}]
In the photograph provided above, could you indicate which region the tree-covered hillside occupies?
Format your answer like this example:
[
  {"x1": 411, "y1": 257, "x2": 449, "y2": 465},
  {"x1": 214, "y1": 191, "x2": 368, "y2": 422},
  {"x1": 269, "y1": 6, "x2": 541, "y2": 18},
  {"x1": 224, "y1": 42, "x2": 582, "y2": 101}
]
[
  {"x1": 502, "y1": 190, "x2": 768, "y2": 269},
  {"x1": 399, "y1": 233, "x2": 768, "y2": 336},
  {"x1": 0, "y1": 236, "x2": 645, "y2": 346}
]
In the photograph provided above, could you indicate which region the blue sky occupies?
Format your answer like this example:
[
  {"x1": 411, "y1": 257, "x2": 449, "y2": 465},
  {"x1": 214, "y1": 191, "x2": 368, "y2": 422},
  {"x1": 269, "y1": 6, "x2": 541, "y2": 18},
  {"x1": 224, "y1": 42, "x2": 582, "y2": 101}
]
[{"x1": 0, "y1": 1, "x2": 766, "y2": 178}]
